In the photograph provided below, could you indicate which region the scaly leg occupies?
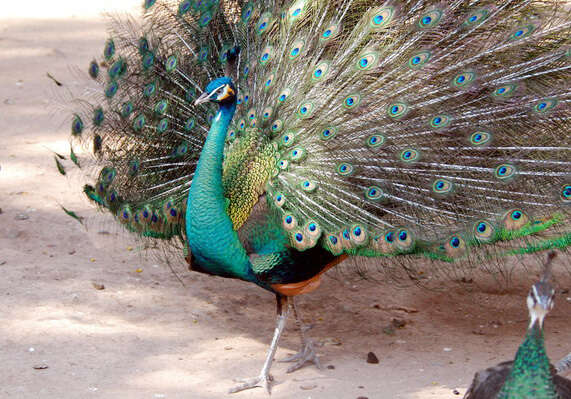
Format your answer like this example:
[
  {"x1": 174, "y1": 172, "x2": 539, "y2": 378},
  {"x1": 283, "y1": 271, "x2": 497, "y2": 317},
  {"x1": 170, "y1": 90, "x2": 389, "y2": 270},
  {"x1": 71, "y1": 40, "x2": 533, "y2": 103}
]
[
  {"x1": 280, "y1": 297, "x2": 322, "y2": 373},
  {"x1": 229, "y1": 295, "x2": 290, "y2": 394}
]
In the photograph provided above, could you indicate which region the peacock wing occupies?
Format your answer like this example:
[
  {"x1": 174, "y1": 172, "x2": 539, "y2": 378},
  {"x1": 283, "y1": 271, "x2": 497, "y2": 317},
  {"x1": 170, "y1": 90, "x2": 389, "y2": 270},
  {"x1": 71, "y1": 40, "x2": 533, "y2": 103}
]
[
  {"x1": 555, "y1": 374, "x2": 571, "y2": 399},
  {"x1": 463, "y1": 360, "x2": 513, "y2": 399}
]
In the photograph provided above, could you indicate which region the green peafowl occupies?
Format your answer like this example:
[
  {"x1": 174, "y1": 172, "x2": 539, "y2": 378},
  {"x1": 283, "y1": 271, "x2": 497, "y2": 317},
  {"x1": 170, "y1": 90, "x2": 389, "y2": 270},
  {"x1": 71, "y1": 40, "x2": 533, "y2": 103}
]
[
  {"x1": 464, "y1": 253, "x2": 571, "y2": 399},
  {"x1": 62, "y1": 0, "x2": 571, "y2": 393}
]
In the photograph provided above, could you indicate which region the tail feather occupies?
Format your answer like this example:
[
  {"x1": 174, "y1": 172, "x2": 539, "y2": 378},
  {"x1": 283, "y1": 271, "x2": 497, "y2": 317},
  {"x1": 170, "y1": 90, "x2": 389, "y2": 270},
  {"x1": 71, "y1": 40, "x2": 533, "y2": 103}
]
[{"x1": 59, "y1": 0, "x2": 570, "y2": 274}]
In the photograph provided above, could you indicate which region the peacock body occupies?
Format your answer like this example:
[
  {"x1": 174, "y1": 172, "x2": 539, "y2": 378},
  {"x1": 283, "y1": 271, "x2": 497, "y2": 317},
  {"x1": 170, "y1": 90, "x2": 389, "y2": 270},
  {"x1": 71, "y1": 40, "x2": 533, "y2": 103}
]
[{"x1": 63, "y1": 0, "x2": 570, "y2": 392}]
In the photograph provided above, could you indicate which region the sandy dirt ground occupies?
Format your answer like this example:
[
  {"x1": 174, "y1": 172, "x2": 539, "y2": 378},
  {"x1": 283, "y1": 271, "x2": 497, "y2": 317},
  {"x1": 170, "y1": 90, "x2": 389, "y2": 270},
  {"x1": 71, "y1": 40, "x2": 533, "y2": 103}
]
[{"x1": 1, "y1": 3, "x2": 570, "y2": 399}]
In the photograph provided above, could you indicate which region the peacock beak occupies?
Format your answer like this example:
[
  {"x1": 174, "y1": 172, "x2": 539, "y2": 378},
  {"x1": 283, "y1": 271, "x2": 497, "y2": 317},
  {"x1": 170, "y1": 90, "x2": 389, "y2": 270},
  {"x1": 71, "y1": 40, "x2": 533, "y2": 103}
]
[
  {"x1": 194, "y1": 92, "x2": 211, "y2": 106},
  {"x1": 536, "y1": 294, "x2": 552, "y2": 312}
]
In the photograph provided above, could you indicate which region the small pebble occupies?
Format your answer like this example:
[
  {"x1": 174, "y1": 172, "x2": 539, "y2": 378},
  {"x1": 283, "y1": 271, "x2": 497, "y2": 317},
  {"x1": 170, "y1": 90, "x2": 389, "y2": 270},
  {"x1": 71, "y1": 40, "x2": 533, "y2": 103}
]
[
  {"x1": 357, "y1": 397, "x2": 369, "y2": 399},
  {"x1": 33, "y1": 364, "x2": 48, "y2": 370},
  {"x1": 453, "y1": 389, "x2": 460, "y2": 395},
  {"x1": 366, "y1": 352, "x2": 379, "y2": 364},
  {"x1": 300, "y1": 383, "x2": 317, "y2": 390},
  {"x1": 224, "y1": 346, "x2": 233, "y2": 350},
  {"x1": 92, "y1": 282, "x2": 105, "y2": 290},
  {"x1": 391, "y1": 318, "x2": 406, "y2": 328},
  {"x1": 443, "y1": 347, "x2": 452, "y2": 352},
  {"x1": 327, "y1": 365, "x2": 335, "y2": 370}
]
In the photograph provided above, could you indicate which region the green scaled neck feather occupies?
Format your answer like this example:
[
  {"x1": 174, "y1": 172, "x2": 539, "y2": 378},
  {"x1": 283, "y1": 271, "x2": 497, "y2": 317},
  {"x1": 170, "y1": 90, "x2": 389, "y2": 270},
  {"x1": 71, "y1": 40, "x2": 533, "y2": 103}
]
[
  {"x1": 186, "y1": 78, "x2": 257, "y2": 283},
  {"x1": 497, "y1": 324, "x2": 559, "y2": 399}
]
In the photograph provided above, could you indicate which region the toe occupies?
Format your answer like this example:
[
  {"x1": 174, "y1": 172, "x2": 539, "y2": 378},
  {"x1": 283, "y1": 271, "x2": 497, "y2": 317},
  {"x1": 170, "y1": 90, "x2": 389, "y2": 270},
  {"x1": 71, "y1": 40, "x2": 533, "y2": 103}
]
[{"x1": 228, "y1": 375, "x2": 272, "y2": 394}]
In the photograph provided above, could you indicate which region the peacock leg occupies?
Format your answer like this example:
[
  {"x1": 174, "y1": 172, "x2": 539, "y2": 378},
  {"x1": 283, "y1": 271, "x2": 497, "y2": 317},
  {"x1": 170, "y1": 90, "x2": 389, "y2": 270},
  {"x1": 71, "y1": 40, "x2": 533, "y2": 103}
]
[
  {"x1": 279, "y1": 297, "x2": 322, "y2": 373},
  {"x1": 228, "y1": 294, "x2": 290, "y2": 394}
]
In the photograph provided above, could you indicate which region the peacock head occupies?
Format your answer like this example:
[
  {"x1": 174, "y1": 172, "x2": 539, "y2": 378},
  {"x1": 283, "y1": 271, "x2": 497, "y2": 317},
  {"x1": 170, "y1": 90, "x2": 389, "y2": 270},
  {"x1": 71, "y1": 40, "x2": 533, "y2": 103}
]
[
  {"x1": 526, "y1": 280, "x2": 555, "y2": 329},
  {"x1": 194, "y1": 77, "x2": 236, "y2": 105}
]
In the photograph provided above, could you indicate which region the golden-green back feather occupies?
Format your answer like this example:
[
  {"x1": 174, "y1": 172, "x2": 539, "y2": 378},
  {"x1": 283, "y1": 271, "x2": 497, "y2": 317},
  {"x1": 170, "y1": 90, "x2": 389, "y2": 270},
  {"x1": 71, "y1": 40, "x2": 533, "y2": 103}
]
[{"x1": 222, "y1": 127, "x2": 278, "y2": 229}]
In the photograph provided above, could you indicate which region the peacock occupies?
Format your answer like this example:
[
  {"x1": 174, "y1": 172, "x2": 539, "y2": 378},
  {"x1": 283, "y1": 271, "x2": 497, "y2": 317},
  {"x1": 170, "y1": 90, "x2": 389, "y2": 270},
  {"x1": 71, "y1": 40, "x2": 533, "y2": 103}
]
[
  {"x1": 464, "y1": 253, "x2": 571, "y2": 399},
  {"x1": 61, "y1": 0, "x2": 571, "y2": 393}
]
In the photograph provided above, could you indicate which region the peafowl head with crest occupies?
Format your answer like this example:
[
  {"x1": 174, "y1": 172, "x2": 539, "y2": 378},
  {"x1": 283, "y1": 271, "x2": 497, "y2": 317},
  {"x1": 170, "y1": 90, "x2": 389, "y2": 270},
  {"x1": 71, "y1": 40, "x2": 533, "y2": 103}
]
[
  {"x1": 194, "y1": 77, "x2": 237, "y2": 106},
  {"x1": 194, "y1": 46, "x2": 240, "y2": 107},
  {"x1": 527, "y1": 252, "x2": 556, "y2": 329}
]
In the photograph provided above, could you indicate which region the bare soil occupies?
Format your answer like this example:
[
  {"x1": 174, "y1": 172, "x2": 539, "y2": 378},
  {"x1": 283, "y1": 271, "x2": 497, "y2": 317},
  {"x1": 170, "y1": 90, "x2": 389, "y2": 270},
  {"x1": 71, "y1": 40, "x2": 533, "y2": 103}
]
[{"x1": 1, "y1": 5, "x2": 570, "y2": 399}]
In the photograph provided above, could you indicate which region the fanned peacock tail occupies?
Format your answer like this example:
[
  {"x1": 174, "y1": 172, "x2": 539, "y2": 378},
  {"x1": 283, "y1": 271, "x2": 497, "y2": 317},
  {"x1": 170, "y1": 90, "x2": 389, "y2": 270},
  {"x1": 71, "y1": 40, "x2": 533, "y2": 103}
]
[{"x1": 64, "y1": 0, "x2": 570, "y2": 276}]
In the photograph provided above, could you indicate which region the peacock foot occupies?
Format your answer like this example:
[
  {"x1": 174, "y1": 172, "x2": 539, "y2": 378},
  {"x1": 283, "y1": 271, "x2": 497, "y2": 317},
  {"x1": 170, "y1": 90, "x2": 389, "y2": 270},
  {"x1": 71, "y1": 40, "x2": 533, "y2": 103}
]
[
  {"x1": 228, "y1": 373, "x2": 273, "y2": 394},
  {"x1": 280, "y1": 339, "x2": 322, "y2": 373}
]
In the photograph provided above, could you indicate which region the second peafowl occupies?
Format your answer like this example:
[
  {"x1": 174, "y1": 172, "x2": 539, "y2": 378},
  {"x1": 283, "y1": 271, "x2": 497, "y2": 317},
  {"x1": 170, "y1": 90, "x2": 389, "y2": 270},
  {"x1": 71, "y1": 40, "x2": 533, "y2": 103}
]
[
  {"x1": 464, "y1": 253, "x2": 571, "y2": 399},
  {"x1": 64, "y1": 0, "x2": 570, "y2": 393}
]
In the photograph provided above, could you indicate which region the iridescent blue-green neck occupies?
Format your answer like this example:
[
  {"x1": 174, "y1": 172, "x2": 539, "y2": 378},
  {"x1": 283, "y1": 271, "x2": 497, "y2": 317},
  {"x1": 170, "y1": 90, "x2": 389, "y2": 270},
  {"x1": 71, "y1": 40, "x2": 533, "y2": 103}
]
[
  {"x1": 497, "y1": 322, "x2": 559, "y2": 399},
  {"x1": 186, "y1": 100, "x2": 256, "y2": 282}
]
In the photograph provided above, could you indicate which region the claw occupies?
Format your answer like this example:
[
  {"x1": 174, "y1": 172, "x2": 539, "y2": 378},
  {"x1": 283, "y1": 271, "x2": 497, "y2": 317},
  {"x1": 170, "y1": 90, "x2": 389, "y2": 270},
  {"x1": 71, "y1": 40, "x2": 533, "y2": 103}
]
[
  {"x1": 229, "y1": 374, "x2": 273, "y2": 394},
  {"x1": 280, "y1": 340, "x2": 322, "y2": 373},
  {"x1": 281, "y1": 352, "x2": 304, "y2": 363},
  {"x1": 280, "y1": 299, "x2": 322, "y2": 373}
]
